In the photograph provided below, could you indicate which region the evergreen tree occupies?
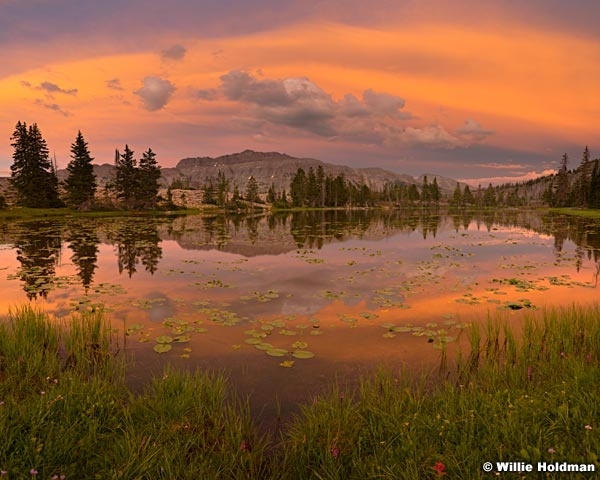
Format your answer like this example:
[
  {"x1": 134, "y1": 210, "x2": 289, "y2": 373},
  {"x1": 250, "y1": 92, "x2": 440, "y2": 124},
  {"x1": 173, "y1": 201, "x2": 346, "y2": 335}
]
[
  {"x1": 430, "y1": 177, "x2": 441, "y2": 204},
  {"x1": 421, "y1": 176, "x2": 431, "y2": 204},
  {"x1": 451, "y1": 183, "x2": 463, "y2": 207},
  {"x1": 589, "y1": 160, "x2": 600, "y2": 209},
  {"x1": 290, "y1": 168, "x2": 307, "y2": 207},
  {"x1": 114, "y1": 145, "x2": 138, "y2": 208},
  {"x1": 553, "y1": 153, "x2": 570, "y2": 207},
  {"x1": 202, "y1": 177, "x2": 216, "y2": 204},
  {"x1": 462, "y1": 185, "x2": 475, "y2": 205},
  {"x1": 136, "y1": 148, "x2": 161, "y2": 209},
  {"x1": 10, "y1": 121, "x2": 62, "y2": 208},
  {"x1": 245, "y1": 176, "x2": 259, "y2": 203},
  {"x1": 64, "y1": 130, "x2": 96, "y2": 209},
  {"x1": 216, "y1": 171, "x2": 229, "y2": 206},
  {"x1": 266, "y1": 182, "x2": 277, "y2": 204},
  {"x1": 483, "y1": 183, "x2": 497, "y2": 207}
]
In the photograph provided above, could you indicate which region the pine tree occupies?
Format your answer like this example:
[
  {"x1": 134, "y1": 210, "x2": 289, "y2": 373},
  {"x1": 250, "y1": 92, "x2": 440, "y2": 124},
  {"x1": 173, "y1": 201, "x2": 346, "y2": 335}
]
[
  {"x1": 451, "y1": 183, "x2": 463, "y2": 207},
  {"x1": 136, "y1": 148, "x2": 161, "y2": 209},
  {"x1": 553, "y1": 153, "x2": 570, "y2": 207},
  {"x1": 290, "y1": 168, "x2": 307, "y2": 207},
  {"x1": 266, "y1": 182, "x2": 277, "y2": 204},
  {"x1": 216, "y1": 171, "x2": 229, "y2": 207},
  {"x1": 430, "y1": 177, "x2": 441, "y2": 204},
  {"x1": 114, "y1": 145, "x2": 138, "y2": 208},
  {"x1": 64, "y1": 131, "x2": 97, "y2": 209},
  {"x1": 245, "y1": 176, "x2": 259, "y2": 203},
  {"x1": 10, "y1": 121, "x2": 62, "y2": 208},
  {"x1": 462, "y1": 185, "x2": 475, "y2": 205}
]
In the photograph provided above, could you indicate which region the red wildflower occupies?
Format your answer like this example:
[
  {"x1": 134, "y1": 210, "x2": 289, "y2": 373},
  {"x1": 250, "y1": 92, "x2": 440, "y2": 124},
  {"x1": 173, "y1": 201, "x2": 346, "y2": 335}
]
[{"x1": 434, "y1": 461, "x2": 446, "y2": 476}]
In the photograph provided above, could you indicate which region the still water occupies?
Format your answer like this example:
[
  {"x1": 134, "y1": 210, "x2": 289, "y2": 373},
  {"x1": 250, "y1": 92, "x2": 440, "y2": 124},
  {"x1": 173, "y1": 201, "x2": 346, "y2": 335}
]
[{"x1": 1, "y1": 209, "x2": 599, "y2": 418}]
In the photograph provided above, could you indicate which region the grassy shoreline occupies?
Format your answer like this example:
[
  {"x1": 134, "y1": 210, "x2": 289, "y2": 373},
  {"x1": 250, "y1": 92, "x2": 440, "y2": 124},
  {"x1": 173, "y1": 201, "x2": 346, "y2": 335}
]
[
  {"x1": 546, "y1": 207, "x2": 600, "y2": 219},
  {"x1": 0, "y1": 306, "x2": 598, "y2": 478},
  {"x1": 0, "y1": 207, "x2": 201, "y2": 220}
]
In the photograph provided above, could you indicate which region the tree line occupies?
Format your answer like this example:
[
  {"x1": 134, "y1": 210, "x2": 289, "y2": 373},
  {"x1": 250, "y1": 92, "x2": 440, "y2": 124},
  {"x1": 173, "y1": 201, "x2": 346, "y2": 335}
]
[{"x1": 4, "y1": 121, "x2": 161, "y2": 210}]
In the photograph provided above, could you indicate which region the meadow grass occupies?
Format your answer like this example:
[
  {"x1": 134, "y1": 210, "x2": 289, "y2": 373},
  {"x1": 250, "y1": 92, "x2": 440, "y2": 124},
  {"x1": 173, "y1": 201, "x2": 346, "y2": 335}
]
[
  {"x1": 0, "y1": 207, "x2": 200, "y2": 220},
  {"x1": 546, "y1": 208, "x2": 600, "y2": 219},
  {"x1": 0, "y1": 306, "x2": 598, "y2": 478}
]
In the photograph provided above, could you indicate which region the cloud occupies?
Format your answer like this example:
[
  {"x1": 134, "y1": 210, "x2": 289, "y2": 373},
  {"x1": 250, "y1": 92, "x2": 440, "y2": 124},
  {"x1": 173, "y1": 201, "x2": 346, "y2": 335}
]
[
  {"x1": 40, "y1": 81, "x2": 77, "y2": 95},
  {"x1": 195, "y1": 88, "x2": 218, "y2": 100},
  {"x1": 134, "y1": 76, "x2": 175, "y2": 111},
  {"x1": 106, "y1": 78, "x2": 124, "y2": 90},
  {"x1": 161, "y1": 44, "x2": 187, "y2": 61},
  {"x1": 456, "y1": 118, "x2": 494, "y2": 142},
  {"x1": 215, "y1": 70, "x2": 419, "y2": 140},
  {"x1": 459, "y1": 169, "x2": 557, "y2": 186},
  {"x1": 471, "y1": 162, "x2": 527, "y2": 170},
  {"x1": 20, "y1": 80, "x2": 77, "y2": 96},
  {"x1": 397, "y1": 125, "x2": 461, "y2": 148},
  {"x1": 34, "y1": 99, "x2": 69, "y2": 116}
]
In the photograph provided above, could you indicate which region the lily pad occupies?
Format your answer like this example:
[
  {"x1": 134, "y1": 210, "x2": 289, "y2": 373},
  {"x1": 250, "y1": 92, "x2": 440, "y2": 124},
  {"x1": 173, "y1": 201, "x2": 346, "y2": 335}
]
[
  {"x1": 280, "y1": 360, "x2": 295, "y2": 368},
  {"x1": 266, "y1": 348, "x2": 289, "y2": 357},
  {"x1": 292, "y1": 350, "x2": 315, "y2": 359},
  {"x1": 153, "y1": 344, "x2": 172, "y2": 353},
  {"x1": 156, "y1": 336, "x2": 174, "y2": 344}
]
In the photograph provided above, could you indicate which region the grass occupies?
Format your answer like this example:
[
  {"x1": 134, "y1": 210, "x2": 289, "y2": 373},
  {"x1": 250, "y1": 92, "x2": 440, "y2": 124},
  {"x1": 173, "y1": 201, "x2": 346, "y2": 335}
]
[
  {"x1": 546, "y1": 207, "x2": 600, "y2": 218},
  {"x1": 0, "y1": 207, "x2": 201, "y2": 220},
  {"x1": 1, "y1": 306, "x2": 598, "y2": 478}
]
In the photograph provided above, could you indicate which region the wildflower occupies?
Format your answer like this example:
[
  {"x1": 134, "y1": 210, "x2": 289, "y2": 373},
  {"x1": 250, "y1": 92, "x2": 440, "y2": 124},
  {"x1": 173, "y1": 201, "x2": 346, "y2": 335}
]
[
  {"x1": 1, "y1": 470, "x2": 7, "y2": 476},
  {"x1": 585, "y1": 425, "x2": 593, "y2": 430},
  {"x1": 53, "y1": 378, "x2": 58, "y2": 384},
  {"x1": 329, "y1": 443, "x2": 340, "y2": 459},
  {"x1": 40, "y1": 391, "x2": 46, "y2": 396},
  {"x1": 434, "y1": 461, "x2": 446, "y2": 476},
  {"x1": 339, "y1": 392, "x2": 345, "y2": 401},
  {"x1": 585, "y1": 353, "x2": 592, "y2": 364},
  {"x1": 0, "y1": 401, "x2": 4, "y2": 406},
  {"x1": 526, "y1": 366, "x2": 532, "y2": 380},
  {"x1": 30, "y1": 469, "x2": 38, "y2": 476},
  {"x1": 547, "y1": 448, "x2": 555, "y2": 454}
]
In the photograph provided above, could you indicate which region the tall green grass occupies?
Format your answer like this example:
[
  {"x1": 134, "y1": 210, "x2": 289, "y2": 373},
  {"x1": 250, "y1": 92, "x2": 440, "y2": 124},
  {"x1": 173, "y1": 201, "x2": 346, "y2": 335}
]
[{"x1": 0, "y1": 305, "x2": 598, "y2": 478}]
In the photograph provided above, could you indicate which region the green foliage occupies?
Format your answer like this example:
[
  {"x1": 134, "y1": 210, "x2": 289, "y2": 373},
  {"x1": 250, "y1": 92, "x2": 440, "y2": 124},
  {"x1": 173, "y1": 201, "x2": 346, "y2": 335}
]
[
  {"x1": 64, "y1": 130, "x2": 97, "y2": 209},
  {"x1": 10, "y1": 121, "x2": 62, "y2": 208}
]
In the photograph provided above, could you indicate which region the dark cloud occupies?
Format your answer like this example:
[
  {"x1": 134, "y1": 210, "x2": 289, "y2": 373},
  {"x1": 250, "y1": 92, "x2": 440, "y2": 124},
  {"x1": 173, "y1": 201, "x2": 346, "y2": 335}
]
[
  {"x1": 34, "y1": 99, "x2": 69, "y2": 116},
  {"x1": 161, "y1": 44, "x2": 186, "y2": 61},
  {"x1": 216, "y1": 70, "x2": 417, "y2": 140},
  {"x1": 134, "y1": 76, "x2": 175, "y2": 111},
  {"x1": 40, "y1": 81, "x2": 77, "y2": 95},
  {"x1": 456, "y1": 119, "x2": 494, "y2": 142},
  {"x1": 195, "y1": 88, "x2": 218, "y2": 100},
  {"x1": 106, "y1": 78, "x2": 124, "y2": 90}
]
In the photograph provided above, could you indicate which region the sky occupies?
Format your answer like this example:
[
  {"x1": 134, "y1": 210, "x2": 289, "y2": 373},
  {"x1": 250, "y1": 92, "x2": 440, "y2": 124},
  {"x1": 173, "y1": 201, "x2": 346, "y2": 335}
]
[{"x1": 1, "y1": 0, "x2": 599, "y2": 185}]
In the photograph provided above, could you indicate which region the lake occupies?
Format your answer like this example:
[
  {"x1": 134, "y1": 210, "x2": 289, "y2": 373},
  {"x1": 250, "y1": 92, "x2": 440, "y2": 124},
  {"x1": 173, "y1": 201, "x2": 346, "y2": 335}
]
[{"x1": 1, "y1": 209, "x2": 599, "y2": 422}]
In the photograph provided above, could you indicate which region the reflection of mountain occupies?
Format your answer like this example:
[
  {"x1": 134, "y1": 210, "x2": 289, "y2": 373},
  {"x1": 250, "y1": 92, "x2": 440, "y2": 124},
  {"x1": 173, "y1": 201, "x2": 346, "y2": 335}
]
[{"x1": 157, "y1": 210, "x2": 447, "y2": 256}]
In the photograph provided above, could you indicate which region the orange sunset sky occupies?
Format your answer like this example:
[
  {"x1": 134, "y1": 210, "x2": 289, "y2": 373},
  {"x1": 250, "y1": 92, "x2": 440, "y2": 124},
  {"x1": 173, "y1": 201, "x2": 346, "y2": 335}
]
[{"x1": 1, "y1": 0, "x2": 598, "y2": 184}]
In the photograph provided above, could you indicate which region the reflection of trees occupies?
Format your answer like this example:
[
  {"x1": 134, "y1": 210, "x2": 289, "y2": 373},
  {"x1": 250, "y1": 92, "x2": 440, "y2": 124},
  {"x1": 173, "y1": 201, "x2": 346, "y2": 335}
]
[
  {"x1": 107, "y1": 220, "x2": 162, "y2": 278},
  {"x1": 13, "y1": 221, "x2": 62, "y2": 299},
  {"x1": 66, "y1": 223, "x2": 99, "y2": 290}
]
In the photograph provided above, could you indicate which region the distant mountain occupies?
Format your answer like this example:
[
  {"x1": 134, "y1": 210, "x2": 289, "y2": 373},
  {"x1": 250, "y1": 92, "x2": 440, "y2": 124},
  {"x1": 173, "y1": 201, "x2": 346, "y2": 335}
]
[{"x1": 81, "y1": 150, "x2": 463, "y2": 195}]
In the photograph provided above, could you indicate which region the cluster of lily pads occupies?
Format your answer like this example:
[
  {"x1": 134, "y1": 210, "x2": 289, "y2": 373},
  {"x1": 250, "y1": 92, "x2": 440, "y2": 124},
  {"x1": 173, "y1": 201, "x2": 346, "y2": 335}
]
[{"x1": 380, "y1": 317, "x2": 468, "y2": 349}]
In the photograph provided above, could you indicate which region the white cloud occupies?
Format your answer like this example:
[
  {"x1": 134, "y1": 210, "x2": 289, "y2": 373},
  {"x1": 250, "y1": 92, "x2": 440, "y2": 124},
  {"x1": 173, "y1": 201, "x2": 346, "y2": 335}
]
[{"x1": 459, "y1": 169, "x2": 556, "y2": 186}]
